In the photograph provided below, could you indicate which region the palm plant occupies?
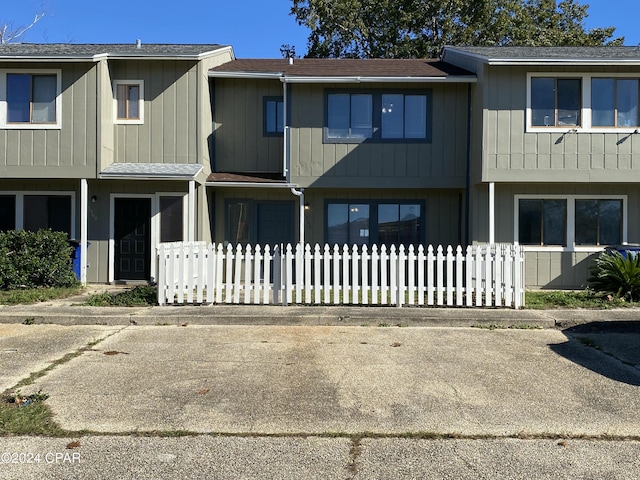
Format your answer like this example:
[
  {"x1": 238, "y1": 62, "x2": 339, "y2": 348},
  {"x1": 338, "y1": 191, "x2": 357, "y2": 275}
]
[{"x1": 589, "y1": 250, "x2": 640, "y2": 301}]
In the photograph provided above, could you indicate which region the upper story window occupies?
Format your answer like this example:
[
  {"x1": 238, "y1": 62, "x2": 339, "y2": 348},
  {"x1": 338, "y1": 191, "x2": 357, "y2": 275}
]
[
  {"x1": 530, "y1": 78, "x2": 581, "y2": 127},
  {"x1": 325, "y1": 90, "x2": 431, "y2": 143},
  {"x1": 0, "y1": 70, "x2": 62, "y2": 129},
  {"x1": 592, "y1": 78, "x2": 639, "y2": 127},
  {"x1": 381, "y1": 94, "x2": 428, "y2": 139},
  {"x1": 113, "y1": 80, "x2": 144, "y2": 124},
  {"x1": 264, "y1": 97, "x2": 284, "y2": 135},
  {"x1": 327, "y1": 93, "x2": 373, "y2": 139},
  {"x1": 528, "y1": 73, "x2": 640, "y2": 132}
]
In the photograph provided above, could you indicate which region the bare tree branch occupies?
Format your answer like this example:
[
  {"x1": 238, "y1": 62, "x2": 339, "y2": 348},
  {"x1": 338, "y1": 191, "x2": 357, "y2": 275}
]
[{"x1": 0, "y1": 12, "x2": 45, "y2": 44}]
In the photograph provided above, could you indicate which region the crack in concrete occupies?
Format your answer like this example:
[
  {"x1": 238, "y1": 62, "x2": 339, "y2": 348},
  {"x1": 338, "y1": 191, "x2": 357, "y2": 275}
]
[
  {"x1": 346, "y1": 436, "x2": 361, "y2": 479},
  {"x1": 4, "y1": 325, "x2": 130, "y2": 395}
]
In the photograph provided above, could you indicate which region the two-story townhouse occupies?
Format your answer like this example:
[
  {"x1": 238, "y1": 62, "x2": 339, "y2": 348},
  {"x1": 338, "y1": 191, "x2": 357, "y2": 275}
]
[
  {"x1": 207, "y1": 59, "x2": 476, "y2": 254},
  {"x1": 0, "y1": 43, "x2": 233, "y2": 284},
  {"x1": 442, "y1": 46, "x2": 640, "y2": 289}
]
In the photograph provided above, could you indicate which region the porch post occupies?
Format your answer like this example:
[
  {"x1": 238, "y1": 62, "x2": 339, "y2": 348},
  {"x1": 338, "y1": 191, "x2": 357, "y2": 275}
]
[
  {"x1": 489, "y1": 182, "x2": 495, "y2": 244},
  {"x1": 188, "y1": 180, "x2": 196, "y2": 242},
  {"x1": 80, "y1": 179, "x2": 88, "y2": 286}
]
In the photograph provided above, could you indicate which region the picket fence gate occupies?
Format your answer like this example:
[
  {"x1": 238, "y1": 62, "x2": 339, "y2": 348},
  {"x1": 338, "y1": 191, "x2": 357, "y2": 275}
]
[{"x1": 156, "y1": 242, "x2": 525, "y2": 308}]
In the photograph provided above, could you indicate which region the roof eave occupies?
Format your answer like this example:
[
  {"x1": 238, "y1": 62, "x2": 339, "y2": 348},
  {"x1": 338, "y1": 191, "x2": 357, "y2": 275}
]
[
  {"x1": 98, "y1": 173, "x2": 200, "y2": 180},
  {"x1": 206, "y1": 181, "x2": 298, "y2": 188},
  {"x1": 282, "y1": 75, "x2": 477, "y2": 83},
  {"x1": 0, "y1": 46, "x2": 230, "y2": 63},
  {"x1": 0, "y1": 56, "x2": 97, "y2": 63},
  {"x1": 442, "y1": 47, "x2": 640, "y2": 66},
  {"x1": 208, "y1": 71, "x2": 283, "y2": 79},
  {"x1": 486, "y1": 59, "x2": 640, "y2": 66}
]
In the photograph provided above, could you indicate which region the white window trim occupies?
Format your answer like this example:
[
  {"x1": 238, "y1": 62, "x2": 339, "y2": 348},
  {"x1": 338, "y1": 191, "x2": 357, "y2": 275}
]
[
  {"x1": 112, "y1": 80, "x2": 144, "y2": 125},
  {"x1": 0, "y1": 69, "x2": 62, "y2": 130},
  {"x1": 0, "y1": 190, "x2": 76, "y2": 235},
  {"x1": 514, "y1": 194, "x2": 627, "y2": 253},
  {"x1": 526, "y1": 72, "x2": 640, "y2": 134}
]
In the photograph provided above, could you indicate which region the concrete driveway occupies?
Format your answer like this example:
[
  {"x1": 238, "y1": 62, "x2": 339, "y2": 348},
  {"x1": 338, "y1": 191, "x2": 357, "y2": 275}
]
[
  {"x1": 16, "y1": 324, "x2": 640, "y2": 436},
  {"x1": 2, "y1": 320, "x2": 640, "y2": 479}
]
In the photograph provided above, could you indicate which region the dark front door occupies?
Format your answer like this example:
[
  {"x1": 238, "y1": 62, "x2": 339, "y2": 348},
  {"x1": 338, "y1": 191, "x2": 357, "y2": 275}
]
[
  {"x1": 257, "y1": 203, "x2": 294, "y2": 247},
  {"x1": 114, "y1": 198, "x2": 151, "y2": 281}
]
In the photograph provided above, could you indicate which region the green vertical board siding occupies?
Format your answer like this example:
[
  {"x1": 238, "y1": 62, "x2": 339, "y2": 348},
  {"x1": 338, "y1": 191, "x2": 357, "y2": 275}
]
[
  {"x1": 0, "y1": 63, "x2": 97, "y2": 175},
  {"x1": 286, "y1": 83, "x2": 467, "y2": 189},
  {"x1": 214, "y1": 78, "x2": 283, "y2": 173},
  {"x1": 112, "y1": 60, "x2": 199, "y2": 165}
]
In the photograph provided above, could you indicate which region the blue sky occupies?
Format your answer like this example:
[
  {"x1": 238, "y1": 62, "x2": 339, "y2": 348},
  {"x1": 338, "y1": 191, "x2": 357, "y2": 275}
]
[{"x1": 1, "y1": 0, "x2": 639, "y2": 58}]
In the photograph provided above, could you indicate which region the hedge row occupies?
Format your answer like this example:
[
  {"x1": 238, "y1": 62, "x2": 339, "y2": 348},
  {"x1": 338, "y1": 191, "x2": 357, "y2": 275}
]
[{"x1": 0, "y1": 230, "x2": 78, "y2": 290}]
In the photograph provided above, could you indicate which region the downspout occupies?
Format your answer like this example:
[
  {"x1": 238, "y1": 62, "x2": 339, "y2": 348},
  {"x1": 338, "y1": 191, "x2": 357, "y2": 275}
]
[
  {"x1": 465, "y1": 83, "x2": 472, "y2": 246},
  {"x1": 290, "y1": 187, "x2": 305, "y2": 246},
  {"x1": 283, "y1": 79, "x2": 290, "y2": 183}
]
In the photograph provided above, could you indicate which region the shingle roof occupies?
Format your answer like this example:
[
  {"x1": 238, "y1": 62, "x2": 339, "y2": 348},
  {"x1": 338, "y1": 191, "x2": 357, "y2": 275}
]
[
  {"x1": 445, "y1": 46, "x2": 640, "y2": 63},
  {"x1": 207, "y1": 172, "x2": 287, "y2": 184},
  {"x1": 209, "y1": 58, "x2": 473, "y2": 78},
  {"x1": 99, "y1": 163, "x2": 203, "y2": 179},
  {"x1": 0, "y1": 43, "x2": 227, "y2": 59}
]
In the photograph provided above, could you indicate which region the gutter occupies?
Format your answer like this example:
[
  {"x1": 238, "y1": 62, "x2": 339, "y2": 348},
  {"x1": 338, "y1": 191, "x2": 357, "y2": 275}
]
[
  {"x1": 205, "y1": 182, "x2": 300, "y2": 188},
  {"x1": 281, "y1": 75, "x2": 477, "y2": 83}
]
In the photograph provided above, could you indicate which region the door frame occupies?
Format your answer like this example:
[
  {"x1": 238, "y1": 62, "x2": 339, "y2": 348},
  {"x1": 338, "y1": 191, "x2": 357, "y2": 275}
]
[{"x1": 109, "y1": 192, "x2": 190, "y2": 283}]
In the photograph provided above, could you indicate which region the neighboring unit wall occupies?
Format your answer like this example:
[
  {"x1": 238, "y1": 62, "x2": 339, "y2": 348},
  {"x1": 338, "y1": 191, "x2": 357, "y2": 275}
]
[
  {"x1": 483, "y1": 65, "x2": 640, "y2": 183},
  {"x1": 0, "y1": 62, "x2": 98, "y2": 178},
  {"x1": 482, "y1": 183, "x2": 640, "y2": 288},
  {"x1": 289, "y1": 82, "x2": 469, "y2": 189},
  {"x1": 213, "y1": 78, "x2": 284, "y2": 173}
]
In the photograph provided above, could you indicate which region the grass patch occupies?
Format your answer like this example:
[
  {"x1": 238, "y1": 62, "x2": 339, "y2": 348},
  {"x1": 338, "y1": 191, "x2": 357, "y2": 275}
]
[
  {"x1": 0, "y1": 286, "x2": 83, "y2": 305},
  {"x1": 0, "y1": 394, "x2": 64, "y2": 435},
  {"x1": 1, "y1": 331, "x2": 121, "y2": 436},
  {"x1": 83, "y1": 285, "x2": 157, "y2": 307},
  {"x1": 525, "y1": 289, "x2": 636, "y2": 309},
  {"x1": 472, "y1": 324, "x2": 543, "y2": 330}
]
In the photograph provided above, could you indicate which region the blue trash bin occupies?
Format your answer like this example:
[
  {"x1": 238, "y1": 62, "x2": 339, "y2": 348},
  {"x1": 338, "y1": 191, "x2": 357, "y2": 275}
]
[
  {"x1": 604, "y1": 244, "x2": 640, "y2": 259},
  {"x1": 68, "y1": 240, "x2": 90, "y2": 279}
]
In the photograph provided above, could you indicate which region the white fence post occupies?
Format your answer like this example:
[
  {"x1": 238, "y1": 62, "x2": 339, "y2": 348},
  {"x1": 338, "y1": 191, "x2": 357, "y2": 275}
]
[
  {"x1": 157, "y1": 244, "x2": 166, "y2": 306},
  {"x1": 361, "y1": 245, "x2": 369, "y2": 305},
  {"x1": 273, "y1": 244, "x2": 281, "y2": 305},
  {"x1": 371, "y1": 245, "x2": 379, "y2": 305}
]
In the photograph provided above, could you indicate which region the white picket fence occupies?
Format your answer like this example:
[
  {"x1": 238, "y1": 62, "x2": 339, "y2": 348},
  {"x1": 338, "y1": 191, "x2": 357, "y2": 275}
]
[{"x1": 156, "y1": 242, "x2": 525, "y2": 308}]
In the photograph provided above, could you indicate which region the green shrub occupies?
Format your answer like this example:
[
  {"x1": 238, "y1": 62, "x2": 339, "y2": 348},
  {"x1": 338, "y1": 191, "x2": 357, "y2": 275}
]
[
  {"x1": 588, "y1": 251, "x2": 640, "y2": 301},
  {"x1": 0, "y1": 230, "x2": 78, "y2": 290}
]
